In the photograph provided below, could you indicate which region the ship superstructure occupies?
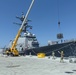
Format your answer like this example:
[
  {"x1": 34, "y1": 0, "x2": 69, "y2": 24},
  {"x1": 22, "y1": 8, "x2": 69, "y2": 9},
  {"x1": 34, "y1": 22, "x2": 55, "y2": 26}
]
[
  {"x1": 16, "y1": 31, "x2": 39, "y2": 51},
  {"x1": 15, "y1": 12, "x2": 39, "y2": 50},
  {"x1": 7, "y1": 12, "x2": 39, "y2": 55}
]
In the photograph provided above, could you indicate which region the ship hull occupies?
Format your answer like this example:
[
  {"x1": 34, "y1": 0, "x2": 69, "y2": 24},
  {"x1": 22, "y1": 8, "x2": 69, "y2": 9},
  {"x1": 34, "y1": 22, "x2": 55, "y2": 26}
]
[{"x1": 23, "y1": 41, "x2": 76, "y2": 57}]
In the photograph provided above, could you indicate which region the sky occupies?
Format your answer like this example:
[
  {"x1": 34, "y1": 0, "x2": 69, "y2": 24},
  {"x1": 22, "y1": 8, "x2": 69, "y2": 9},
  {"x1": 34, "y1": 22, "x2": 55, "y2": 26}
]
[{"x1": 0, "y1": 0, "x2": 76, "y2": 48}]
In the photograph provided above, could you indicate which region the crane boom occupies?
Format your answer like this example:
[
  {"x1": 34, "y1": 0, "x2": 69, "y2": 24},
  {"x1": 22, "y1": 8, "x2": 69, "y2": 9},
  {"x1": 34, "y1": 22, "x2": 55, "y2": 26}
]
[{"x1": 8, "y1": 0, "x2": 35, "y2": 56}]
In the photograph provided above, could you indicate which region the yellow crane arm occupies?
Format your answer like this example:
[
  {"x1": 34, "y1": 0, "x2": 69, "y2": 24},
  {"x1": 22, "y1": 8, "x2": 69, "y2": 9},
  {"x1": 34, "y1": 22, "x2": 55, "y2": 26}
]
[{"x1": 11, "y1": 28, "x2": 22, "y2": 51}]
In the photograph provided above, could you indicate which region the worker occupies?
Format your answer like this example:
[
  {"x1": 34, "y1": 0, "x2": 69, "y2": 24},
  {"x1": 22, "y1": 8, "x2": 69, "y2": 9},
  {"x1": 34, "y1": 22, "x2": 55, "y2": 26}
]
[
  {"x1": 52, "y1": 51, "x2": 55, "y2": 59},
  {"x1": 58, "y1": 51, "x2": 64, "y2": 62}
]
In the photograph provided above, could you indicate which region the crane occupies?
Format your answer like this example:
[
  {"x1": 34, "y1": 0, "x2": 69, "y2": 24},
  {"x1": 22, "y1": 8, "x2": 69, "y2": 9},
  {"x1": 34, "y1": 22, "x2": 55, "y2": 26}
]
[{"x1": 6, "y1": 0, "x2": 35, "y2": 56}]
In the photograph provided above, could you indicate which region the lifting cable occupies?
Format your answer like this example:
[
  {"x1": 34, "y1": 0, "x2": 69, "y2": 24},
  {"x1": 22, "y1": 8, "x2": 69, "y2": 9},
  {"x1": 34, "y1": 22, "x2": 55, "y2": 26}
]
[
  {"x1": 57, "y1": 0, "x2": 61, "y2": 28},
  {"x1": 57, "y1": 0, "x2": 60, "y2": 23}
]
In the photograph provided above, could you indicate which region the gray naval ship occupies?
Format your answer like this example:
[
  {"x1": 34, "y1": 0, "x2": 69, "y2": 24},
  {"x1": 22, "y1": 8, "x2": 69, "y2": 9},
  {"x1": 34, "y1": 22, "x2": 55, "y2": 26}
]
[{"x1": 4, "y1": 13, "x2": 76, "y2": 57}]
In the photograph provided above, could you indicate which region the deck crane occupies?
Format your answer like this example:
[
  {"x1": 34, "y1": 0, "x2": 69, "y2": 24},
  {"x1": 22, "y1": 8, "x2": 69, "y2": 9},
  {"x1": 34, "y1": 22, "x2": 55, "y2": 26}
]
[{"x1": 6, "y1": 0, "x2": 35, "y2": 56}]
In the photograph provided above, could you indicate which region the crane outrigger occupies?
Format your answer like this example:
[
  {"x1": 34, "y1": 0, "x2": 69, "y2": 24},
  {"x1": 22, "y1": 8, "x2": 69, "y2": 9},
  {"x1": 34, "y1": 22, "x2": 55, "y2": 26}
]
[{"x1": 6, "y1": 0, "x2": 35, "y2": 56}]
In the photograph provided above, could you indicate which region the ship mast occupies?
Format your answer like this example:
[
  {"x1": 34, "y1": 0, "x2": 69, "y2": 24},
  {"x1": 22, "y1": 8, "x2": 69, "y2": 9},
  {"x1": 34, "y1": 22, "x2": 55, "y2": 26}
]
[{"x1": 14, "y1": 12, "x2": 32, "y2": 33}]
